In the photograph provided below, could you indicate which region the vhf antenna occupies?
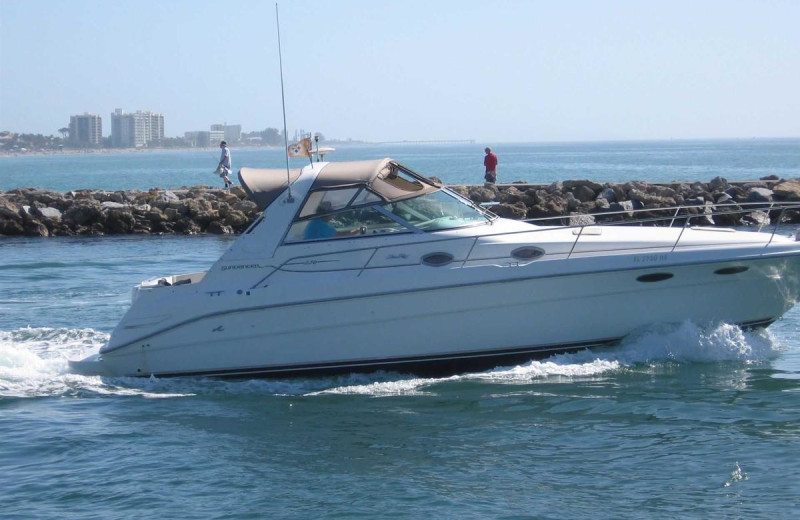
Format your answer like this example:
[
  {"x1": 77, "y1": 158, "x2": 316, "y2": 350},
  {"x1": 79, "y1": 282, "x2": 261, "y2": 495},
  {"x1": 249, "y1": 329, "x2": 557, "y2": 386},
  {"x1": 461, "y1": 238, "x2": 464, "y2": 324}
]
[{"x1": 276, "y1": 3, "x2": 293, "y2": 202}]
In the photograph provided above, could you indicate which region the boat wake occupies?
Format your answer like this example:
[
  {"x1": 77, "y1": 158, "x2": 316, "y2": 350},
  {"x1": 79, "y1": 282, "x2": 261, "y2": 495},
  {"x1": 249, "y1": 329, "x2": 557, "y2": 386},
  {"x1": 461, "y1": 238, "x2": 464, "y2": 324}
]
[{"x1": 0, "y1": 321, "x2": 780, "y2": 399}]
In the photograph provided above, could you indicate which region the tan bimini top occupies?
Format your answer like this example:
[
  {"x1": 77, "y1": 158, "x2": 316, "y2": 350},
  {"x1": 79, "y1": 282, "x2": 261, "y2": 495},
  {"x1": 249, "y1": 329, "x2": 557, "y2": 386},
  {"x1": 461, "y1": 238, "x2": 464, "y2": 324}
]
[{"x1": 238, "y1": 158, "x2": 441, "y2": 210}]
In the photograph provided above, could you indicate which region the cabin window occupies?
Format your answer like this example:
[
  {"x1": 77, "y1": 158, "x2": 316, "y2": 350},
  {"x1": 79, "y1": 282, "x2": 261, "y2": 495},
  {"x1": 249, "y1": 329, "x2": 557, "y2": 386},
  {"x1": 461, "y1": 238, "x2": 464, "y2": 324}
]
[
  {"x1": 350, "y1": 188, "x2": 383, "y2": 206},
  {"x1": 286, "y1": 206, "x2": 409, "y2": 243},
  {"x1": 298, "y1": 188, "x2": 360, "y2": 218}
]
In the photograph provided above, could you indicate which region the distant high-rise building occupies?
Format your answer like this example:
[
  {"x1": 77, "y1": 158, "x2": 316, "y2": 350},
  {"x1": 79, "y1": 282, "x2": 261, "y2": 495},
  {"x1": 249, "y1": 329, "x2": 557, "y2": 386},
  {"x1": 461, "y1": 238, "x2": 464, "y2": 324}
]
[
  {"x1": 224, "y1": 125, "x2": 241, "y2": 143},
  {"x1": 69, "y1": 113, "x2": 102, "y2": 145},
  {"x1": 184, "y1": 131, "x2": 200, "y2": 147},
  {"x1": 211, "y1": 123, "x2": 242, "y2": 143},
  {"x1": 111, "y1": 109, "x2": 165, "y2": 148},
  {"x1": 149, "y1": 113, "x2": 165, "y2": 143},
  {"x1": 209, "y1": 130, "x2": 225, "y2": 144},
  {"x1": 185, "y1": 130, "x2": 224, "y2": 147}
]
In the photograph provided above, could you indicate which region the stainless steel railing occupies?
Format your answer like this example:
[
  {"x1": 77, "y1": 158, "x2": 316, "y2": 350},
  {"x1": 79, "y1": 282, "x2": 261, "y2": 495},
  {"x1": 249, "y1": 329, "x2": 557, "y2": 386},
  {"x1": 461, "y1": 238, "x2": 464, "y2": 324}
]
[{"x1": 253, "y1": 201, "x2": 800, "y2": 284}]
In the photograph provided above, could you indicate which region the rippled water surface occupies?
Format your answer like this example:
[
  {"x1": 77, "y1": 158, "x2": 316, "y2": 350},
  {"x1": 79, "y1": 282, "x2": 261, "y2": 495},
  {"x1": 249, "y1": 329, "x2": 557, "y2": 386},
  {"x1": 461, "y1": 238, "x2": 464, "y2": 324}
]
[
  {"x1": 2, "y1": 141, "x2": 800, "y2": 519},
  {"x1": 2, "y1": 138, "x2": 800, "y2": 191},
  {"x1": 3, "y1": 236, "x2": 799, "y2": 519}
]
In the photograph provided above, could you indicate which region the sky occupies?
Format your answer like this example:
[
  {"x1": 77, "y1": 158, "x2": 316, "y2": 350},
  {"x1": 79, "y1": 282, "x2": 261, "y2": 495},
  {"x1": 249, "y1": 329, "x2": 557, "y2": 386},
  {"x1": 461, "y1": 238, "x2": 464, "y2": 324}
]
[{"x1": 1, "y1": 0, "x2": 798, "y2": 142}]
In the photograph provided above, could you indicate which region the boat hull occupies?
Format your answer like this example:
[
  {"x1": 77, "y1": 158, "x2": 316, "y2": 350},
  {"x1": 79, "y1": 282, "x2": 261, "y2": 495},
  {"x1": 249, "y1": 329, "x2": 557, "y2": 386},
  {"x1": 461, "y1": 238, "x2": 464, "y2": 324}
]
[{"x1": 83, "y1": 254, "x2": 800, "y2": 378}]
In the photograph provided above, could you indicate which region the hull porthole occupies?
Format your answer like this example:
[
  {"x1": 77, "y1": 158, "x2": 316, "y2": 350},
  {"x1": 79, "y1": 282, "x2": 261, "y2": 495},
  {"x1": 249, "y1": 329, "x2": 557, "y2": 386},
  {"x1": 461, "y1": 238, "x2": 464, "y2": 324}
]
[
  {"x1": 637, "y1": 272, "x2": 674, "y2": 283},
  {"x1": 714, "y1": 266, "x2": 749, "y2": 275}
]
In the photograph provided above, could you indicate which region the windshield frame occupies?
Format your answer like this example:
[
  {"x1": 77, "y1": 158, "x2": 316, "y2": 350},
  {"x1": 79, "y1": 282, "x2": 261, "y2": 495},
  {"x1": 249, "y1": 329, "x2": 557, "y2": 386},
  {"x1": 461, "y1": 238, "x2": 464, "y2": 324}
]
[{"x1": 282, "y1": 184, "x2": 492, "y2": 245}]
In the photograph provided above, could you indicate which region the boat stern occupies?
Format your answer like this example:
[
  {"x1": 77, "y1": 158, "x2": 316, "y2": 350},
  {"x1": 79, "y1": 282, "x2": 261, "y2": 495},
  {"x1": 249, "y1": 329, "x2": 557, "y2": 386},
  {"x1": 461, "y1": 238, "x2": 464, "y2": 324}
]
[{"x1": 68, "y1": 352, "x2": 114, "y2": 377}]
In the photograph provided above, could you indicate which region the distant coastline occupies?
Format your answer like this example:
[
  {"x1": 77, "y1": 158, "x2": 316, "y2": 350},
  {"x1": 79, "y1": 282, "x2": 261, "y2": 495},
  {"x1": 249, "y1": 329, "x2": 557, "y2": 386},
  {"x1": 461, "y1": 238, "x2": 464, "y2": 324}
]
[
  {"x1": 0, "y1": 145, "x2": 279, "y2": 159},
  {"x1": 3, "y1": 136, "x2": 799, "y2": 159}
]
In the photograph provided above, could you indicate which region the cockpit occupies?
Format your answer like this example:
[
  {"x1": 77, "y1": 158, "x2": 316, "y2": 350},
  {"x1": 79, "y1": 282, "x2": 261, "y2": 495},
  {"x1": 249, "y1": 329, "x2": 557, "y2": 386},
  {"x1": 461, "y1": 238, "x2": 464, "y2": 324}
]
[
  {"x1": 286, "y1": 162, "x2": 492, "y2": 242},
  {"x1": 238, "y1": 158, "x2": 493, "y2": 244}
]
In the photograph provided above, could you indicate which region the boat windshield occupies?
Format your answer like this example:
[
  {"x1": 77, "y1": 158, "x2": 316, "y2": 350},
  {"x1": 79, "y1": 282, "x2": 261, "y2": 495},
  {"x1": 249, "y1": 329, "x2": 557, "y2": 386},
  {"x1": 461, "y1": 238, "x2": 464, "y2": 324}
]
[
  {"x1": 382, "y1": 190, "x2": 490, "y2": 231},
  {"x1": 285, "y1": 188, "x2": 489, "y2": 243}
]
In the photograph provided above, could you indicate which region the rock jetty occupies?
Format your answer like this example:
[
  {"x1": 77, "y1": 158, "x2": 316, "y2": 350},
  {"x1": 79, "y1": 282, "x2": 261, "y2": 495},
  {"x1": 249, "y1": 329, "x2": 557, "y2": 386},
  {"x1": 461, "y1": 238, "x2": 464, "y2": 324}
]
[
  {"x1": 1, "y1": 177, "x2": 800, "y2": 237},
  {"x1": 0, "y1": 186, "x2": 261, "y2": 237}
]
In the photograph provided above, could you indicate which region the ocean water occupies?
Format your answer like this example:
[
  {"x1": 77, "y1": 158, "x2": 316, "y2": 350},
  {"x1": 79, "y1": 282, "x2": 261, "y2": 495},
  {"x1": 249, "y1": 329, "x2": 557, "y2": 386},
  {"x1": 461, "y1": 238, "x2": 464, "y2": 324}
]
[
  {"x1": 2, "y1": 138, "x2": 800, "y2": 192},
  {"x1": 2, "y1": 141, "x2": 800, "y2": 519}
]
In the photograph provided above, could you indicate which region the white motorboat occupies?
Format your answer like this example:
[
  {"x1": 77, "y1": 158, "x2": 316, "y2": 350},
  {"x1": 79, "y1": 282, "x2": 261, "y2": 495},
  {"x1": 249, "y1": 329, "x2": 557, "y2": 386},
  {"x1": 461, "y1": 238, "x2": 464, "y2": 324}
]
[{"x1": 71, "y1": 159, "x2": 800, "y2": 378}]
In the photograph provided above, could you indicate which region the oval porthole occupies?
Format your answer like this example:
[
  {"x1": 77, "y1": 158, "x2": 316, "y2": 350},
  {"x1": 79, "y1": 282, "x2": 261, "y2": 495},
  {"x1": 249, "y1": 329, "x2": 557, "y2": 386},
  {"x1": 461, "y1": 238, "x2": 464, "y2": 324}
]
[
  {"x1": 637, "y1": 273, "x2": 674, "y2": 283},
  {"x1": 511, "y1": 246, "x2": 545, "y2": 261},
  {"x1": 421, "y1": 252, "x2": 454, "y2": 267},
  {"x1": 714, "y1": 266, "x2": 749, "y2": 275}
]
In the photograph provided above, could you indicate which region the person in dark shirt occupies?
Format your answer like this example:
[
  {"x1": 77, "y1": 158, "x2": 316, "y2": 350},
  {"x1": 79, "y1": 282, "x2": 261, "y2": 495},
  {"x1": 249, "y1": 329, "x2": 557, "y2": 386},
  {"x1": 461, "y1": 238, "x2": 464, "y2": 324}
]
[{"x1": 483, "y1": 147, "x2": 498, "y2": 183}]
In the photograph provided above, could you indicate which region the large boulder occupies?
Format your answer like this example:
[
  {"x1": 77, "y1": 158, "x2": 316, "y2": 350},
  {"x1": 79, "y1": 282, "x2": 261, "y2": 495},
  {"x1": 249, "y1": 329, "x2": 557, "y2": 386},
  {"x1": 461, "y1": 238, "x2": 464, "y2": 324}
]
[
  {"x1": 39, "y1": 207, "x2": 63, "y2": 221},
  {"x1": 648, "y1": 185, "x2": 677, "y2": 198},
  {"x1": 157, "y1": 190, "x2": 180, "y2": 203},
  {"x1": 597, "y1": 187, "x2": 617, "y2": 203},
  {"x1": 448, "y1": 185, "x2": 470, "y2": 199},
  {"x1": 101, "y1": 201, "x2": 128, "y2": 210},
  {"x1": 594, "y1": 198, "x2": 611, "y2": 210},
  {"x1": 610, "y1": 200, "x2": 635, "y2": 218},
  {"x1": 144, "y1": 207, "x2": 167, "y2": 225},
  {"x1": 742, "y1": 210, "x2": 770, "y2": 227},
  {"x1": 468, "y1": 186, "x2": 498, "y2": 203},
  {"x1": 709, "y1": 176, "x2": 728, "y2": 192},
  {"x1": 233, "y1": 200, "x2": 260, "y2": 218},
  {"x1": 105, "y1": 209, "x2": 136, "y2": 234},
  {"x1": 546, "y1": 180, "x2": 564, "y2": 194},
  {"x1": 773, "y1": 179, "x2": 800, "y2": 201},
  {"x1": 565, "y1": 192, "x2": 579, "y2": 211},
  {"x1": 526, "y1": 204, "x2": 550, "y2": 219},
  {"x1": 0, "y1": 220, "x2": 24, "y2": 235},
  {"x1": 746, "y1": 187, "x2": 774, "y2": 204},
  {"x1": 543, "y1": 199, "x2": 566, "y2": 217},
  {"x1": 192, "y1": 203, "x2": 220, "y2": 225},
  {"x1": 0, "y1": 197, "x2": 23, "y2": 221},
  {"x1": 64, "y1": 199, "x2": 102, "y2": 226},
  {"x1": 164, "y1": 207, "x2": 182, "y2": 221},
  {"x1": 628, "y1": 189, "x2": 675, "y2": 207},
  {"x1": 26, "y1": 188, "x2": 66, "y2": 208},
  {"x1": 174, "y1": 217, "x2": 201, "y2": 235},
  {"x1": 207, "y1": 221, "x2": 235, "y2": 234},
  {"x1": 23, "y1": 219, "x2": 50, "y2": 237},
  {"x1": 0, "y1": 198, "x2": 25, "y2": 236},
  {"x1": 223, "y1": 210, "x2": 250, "y2": 230},
  {"x1": 497, "y1": 186, "x2": 525, "y2": 204},
  {"x1": 563, "y1": 179, "x2": 603, "y2": 192},
  {"x1": 572, "y1": 185, "x2": 596, "y2": 203},
  {"x1": 493, "y1": 202, "x2": 528, "y2": 220}
]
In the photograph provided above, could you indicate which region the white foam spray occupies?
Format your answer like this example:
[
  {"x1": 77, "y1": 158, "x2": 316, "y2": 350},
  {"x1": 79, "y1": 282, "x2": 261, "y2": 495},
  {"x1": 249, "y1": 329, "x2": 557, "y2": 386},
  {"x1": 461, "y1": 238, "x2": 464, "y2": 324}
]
[{"x1": 318, "y1": 321, "x2": 779, "y2": 396}]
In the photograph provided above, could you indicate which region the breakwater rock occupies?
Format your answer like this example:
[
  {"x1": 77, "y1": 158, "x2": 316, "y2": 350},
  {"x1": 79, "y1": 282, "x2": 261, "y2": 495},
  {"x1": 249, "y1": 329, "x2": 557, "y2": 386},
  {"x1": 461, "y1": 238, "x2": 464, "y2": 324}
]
[
  {"x1": 1, "y1": 177, "x2": 800, "y2": 237},
  {"x1": 0, "y1": 186, "x2": 261, "y2": 237},
  {"x1": 449, "y1": 177, "x2": 800, "y2": 226}
]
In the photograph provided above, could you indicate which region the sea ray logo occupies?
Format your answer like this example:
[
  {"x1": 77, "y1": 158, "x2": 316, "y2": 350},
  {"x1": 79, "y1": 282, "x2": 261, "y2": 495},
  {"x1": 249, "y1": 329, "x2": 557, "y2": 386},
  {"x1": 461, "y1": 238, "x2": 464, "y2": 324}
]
[{"x1": 212, "y1": 325, "x2": 224, "y2": 332}]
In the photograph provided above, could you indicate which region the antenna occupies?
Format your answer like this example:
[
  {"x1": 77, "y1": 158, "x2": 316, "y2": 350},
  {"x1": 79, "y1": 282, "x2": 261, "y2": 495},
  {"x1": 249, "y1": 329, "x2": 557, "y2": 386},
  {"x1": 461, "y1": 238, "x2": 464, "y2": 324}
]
[{"x1": 275, "y1": 3, "x2": 293, "y2": 202}]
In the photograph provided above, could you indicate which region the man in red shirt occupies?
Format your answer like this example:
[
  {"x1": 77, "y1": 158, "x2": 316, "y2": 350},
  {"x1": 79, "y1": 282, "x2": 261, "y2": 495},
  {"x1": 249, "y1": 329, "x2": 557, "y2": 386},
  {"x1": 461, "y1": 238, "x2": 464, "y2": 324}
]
[{"x1": 483, "y1": 147, "x2": 498, "y2": 183}]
